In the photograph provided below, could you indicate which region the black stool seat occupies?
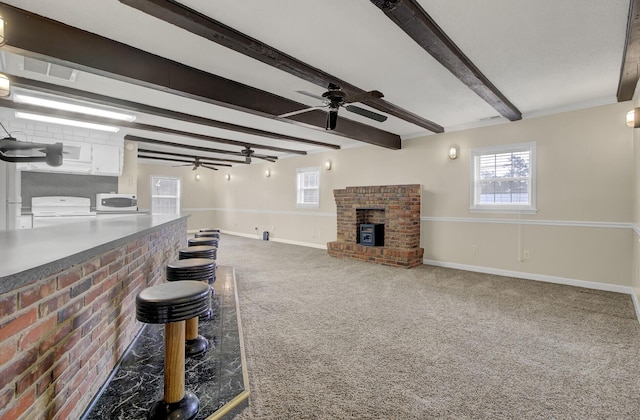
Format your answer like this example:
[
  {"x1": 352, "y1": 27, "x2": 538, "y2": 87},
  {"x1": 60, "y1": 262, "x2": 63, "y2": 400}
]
[
  {"x1": 199, "y1": 228, "x2": 219, "y2": 233},
  {"x1": 136, "y1": 281, "x2": 210, "y2": 324},
  {"x1": 188, "y1": 237, "x2": 218, "y2": 247},
  {"x1": 167, "y1": 258, "x2": 216, "y2": 282},
  {"x1": 195, "y1": 232, "x2": 220, "y2": 239},
  {"x1": 179, "y1": 245, "x2": 217, "y2": 260}
]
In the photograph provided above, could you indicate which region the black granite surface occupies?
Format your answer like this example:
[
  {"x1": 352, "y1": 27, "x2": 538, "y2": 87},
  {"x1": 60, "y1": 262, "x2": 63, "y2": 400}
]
[{"x1": 81, "y1": 266, "x2": 247, "y2": 419}]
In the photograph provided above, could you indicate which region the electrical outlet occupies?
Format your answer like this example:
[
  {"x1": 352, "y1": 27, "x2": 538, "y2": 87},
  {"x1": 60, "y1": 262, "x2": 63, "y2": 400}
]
[
  {"x1": 472, "y1": 245, "x2": 479, "y2": 254},
  {"x1": 524, "y1": 250, "x2": 530, "y2": 260}
]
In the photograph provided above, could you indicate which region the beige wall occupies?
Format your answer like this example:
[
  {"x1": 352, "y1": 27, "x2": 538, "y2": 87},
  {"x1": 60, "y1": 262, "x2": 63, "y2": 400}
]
[{"x1": 135, "y1": 101, "x2": 636, "y2": 290}]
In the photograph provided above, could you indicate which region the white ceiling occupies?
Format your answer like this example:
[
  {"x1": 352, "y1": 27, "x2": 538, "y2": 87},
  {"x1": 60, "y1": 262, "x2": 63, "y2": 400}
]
[{"x1": 0, "y1": 0, "x2": 632, "y2": 164}]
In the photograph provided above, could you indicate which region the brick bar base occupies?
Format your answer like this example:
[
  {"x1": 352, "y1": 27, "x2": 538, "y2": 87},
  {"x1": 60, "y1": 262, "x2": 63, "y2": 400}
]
[{"x1": 327, "y1": 241, "x2": 424, "y2": 268}]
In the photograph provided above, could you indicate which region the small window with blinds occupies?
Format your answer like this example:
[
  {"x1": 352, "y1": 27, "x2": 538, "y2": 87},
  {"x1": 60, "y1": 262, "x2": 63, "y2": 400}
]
[
  {"x1": 471, "y1": 143, "x2": 536, "y2": 213},
  {"x1": 151, "y1": 175, "x2": 181, "y2": 215},
  {"x1": 296, "y1": 167, "x2": 320, "y2": 208}
]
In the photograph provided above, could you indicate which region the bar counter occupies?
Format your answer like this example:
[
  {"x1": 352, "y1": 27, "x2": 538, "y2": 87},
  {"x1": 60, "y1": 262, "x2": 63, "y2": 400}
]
[
  {"x1": 0, "y1": 214, "x2": 187, "y2": 293},
  {"x1": 0, "y1": 213, "x2": 189, "y2": 419}
]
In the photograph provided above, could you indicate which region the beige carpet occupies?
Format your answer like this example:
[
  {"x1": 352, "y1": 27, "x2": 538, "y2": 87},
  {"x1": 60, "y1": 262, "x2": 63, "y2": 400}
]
[{"x1": 217, "y1": 234, "x2": 640, "y2": 419}]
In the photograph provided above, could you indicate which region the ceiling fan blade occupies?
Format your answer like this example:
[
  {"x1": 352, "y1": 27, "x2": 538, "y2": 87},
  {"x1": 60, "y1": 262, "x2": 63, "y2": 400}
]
[
  {"x1": 326, "y1": 108, "x2": 339, "y2": 130},
  {"x1": 255, "y1": 155, "x2": 277, "y2": 163},
  {"x1": 344, "y1": 90, "x2": 384, "y2": 104},
  {"x1": 279, "y1": 105, "x2": 325, "y2": 119},
  {"x1": 296, "y1": 90, "x2": 325, "y2": 101},
  {"x1": 345, "y1": 105, "x2": 388, "y2": 122},
  {"x1": 201, "y1": 164, "x2": 219, "y2": 171}
]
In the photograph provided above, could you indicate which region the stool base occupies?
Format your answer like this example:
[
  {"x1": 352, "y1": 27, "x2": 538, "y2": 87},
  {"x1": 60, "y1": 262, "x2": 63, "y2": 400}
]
[
  {"x1": 148, "y1": 391, "x2": 199, "y2": 420},
  {"x1": 186, "y1": 335, "x2": 209, "y2": 358}
]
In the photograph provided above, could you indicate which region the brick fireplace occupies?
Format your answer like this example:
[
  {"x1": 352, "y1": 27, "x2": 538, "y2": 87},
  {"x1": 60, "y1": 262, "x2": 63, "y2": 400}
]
[{"x1": 327, "y1": 184, "x2": 424, "y2": 268}]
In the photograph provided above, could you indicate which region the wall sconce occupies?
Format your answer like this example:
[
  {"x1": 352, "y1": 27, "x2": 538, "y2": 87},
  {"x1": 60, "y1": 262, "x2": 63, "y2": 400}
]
[
  {"x1": 225, "y1": 174, "x2": 231, "y2": 181},
  {"x1": 265, "y1": 169, "x2": 271, "y2": 177},
  {"x1": 448, "y1": 146, "x2": 458, "y2": 160},
  {"x1": 0, "y1": 73, "x2": 10, "y2": 98},
  {"x1": 195, "y1": 173, "x2": 201, "y2": 181},
  {"x1": 324, "y1": 160, "x2": 332, "y2": 170},
  {"x1": 626, "y1": 108, "x2": 640, "y2": 128}
]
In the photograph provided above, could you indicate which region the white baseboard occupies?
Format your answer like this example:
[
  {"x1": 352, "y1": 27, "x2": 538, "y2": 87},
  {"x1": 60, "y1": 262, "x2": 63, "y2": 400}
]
[
  {"x1": 423, "y1": 259, "x2": 634, "y2": 295},
  {"x1": 632, "y1": 291, "x2": 640, "y2": 323},
  {"x1": 220, "y1": 230, "x2": 327, "y2": 250}
]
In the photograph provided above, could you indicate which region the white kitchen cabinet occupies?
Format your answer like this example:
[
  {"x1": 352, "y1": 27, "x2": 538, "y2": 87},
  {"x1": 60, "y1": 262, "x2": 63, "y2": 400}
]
[{"x1": 91, "y1": 144, "x2": 122, "y2": 176}]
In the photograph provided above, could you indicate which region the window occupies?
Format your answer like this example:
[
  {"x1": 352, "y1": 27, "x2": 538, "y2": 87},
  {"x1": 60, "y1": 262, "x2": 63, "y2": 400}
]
[
  {"x1": 471, "y1": 142, "x2": 536, "y2": 213},
  {"x1": 151, "y1": 176, "x2": 181, "y2": 215},
  {"x1": 296, "y1": 167, "x2": 320, "y2": 208}
]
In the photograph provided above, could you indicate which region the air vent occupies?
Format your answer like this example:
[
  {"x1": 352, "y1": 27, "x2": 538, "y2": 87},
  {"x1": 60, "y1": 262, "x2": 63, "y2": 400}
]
[{"x1": 22, "y1": 57, "x2": 77, "y2": 82}]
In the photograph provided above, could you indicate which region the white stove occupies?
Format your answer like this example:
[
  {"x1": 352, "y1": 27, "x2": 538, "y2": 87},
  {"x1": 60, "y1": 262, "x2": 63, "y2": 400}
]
[{"x1": 31, "y1": 196, "x2": 96, "y2": 228}]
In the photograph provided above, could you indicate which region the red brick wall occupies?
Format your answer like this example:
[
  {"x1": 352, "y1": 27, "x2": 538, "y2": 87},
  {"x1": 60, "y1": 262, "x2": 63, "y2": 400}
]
[
  {"x1": 328, "y1": 185, "x2": 424, "y2": 267},
  {"x1": 0, "y1": 219, "x2": 186, "y2": 419}
]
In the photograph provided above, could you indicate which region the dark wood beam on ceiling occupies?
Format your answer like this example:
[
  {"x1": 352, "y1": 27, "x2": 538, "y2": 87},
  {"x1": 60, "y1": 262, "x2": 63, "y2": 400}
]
[
  {"x1": 0, "y1": 3, "x2": 401, "y2": 150},
  {"x1": 126, "y1": 135, "x2": 277, "y2": 161},
  {"x1": 138, "y1": 154, "x2": 222, "y2": 168},
  {"x1": 617, "y1": 0, "x2": 640, "y2": 101},
  {"x1": 0, "y1": 100, "x2": 307, "y2": 155},
  {"x1": 9, "y1": 76, "x2": 340, "y2": 150},
  {"x1": 138, "y1": 148, "x2": 245, "y2": 164},
  {"x1": 370, "y1": 0, "x2": 522, "y2": 121},
  {"x1": 138, "y1": 148, "x2": 238, "y2": 165},
  {"x1": 117, "y1": 0, "x2": 444, "y2": 134}
]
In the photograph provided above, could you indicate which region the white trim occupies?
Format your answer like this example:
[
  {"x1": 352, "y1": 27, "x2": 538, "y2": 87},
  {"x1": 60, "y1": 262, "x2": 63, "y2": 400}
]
[
  {"x1": 633, "y1": 224, "x2": 640, "y2": 236},
  {"x1": 421, "y1": 216, "x2": 632, "y2": 229},
  {"x1": 219, "y1": 230, "x2": 327, "y2": 249},
  {"x1": 632, "y1": 292, "x2": 640, "y2": 324},
  {"x1": 423, "y1": 259, "x2": 634, "y2": 295},
  {"x1": 183, "y1": 207, "x2": 336, "y2": 217}
]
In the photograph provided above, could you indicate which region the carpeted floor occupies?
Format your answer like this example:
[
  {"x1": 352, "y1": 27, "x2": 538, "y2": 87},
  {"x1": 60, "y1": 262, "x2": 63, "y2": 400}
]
[{"x1": 217, "y1": 234, "x2": 640, "y2": 419}]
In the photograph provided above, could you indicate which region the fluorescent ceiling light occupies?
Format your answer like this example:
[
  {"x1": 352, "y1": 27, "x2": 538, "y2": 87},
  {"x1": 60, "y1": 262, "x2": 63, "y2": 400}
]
[
  {"x1": 14, "y1": 94, "x2": 136, "y2": 121},
  {"x1": 15, "y1": 112, "x2": 120, "y2": 132}
]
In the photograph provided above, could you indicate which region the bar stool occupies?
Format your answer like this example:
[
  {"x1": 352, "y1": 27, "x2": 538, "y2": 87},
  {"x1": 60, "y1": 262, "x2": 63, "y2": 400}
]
[
  {"x1": 167, "y1": 259, "x2": 216, "y2": 357},
  {"x1": 136, "y1": 281, "x2": 209, "y2": 420},
  {"x1": 179, "y1": 245, "x2": 217, "y2": 261},
  {"x1": 188, "y1": 237, "x2": 218, "y2": 248},
  {"x1": 195, "y1": 232, "x2": 220, "y2": 239},
  {"x1": 199, "y1": 228, "x2": 219, "y2": 233}
]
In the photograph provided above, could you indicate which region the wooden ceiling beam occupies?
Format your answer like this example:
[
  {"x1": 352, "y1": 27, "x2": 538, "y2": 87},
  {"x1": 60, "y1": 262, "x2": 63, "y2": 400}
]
[
  {"x1": 0, "y1": 100, "x2": 307, "y2": 155},
  {"x1": 118, "y1": 0, "x2": 444, "y2": 134},
  {"x1": 10, "y1": 76, "x2": 340, "y2": 150},
  {"x1": 370, "y1": 0, "x2": 522, "y2": 121},
  {"x1": 138, "y1": 149, "x2": 232, "y2": 168},
  {"x1": 126, "y1": 135, "x2": 277, "y2": 161},
  {"x1": 0, "y1": 3, "x2": 401, "y2": 149},
  {"x1": 617, "y1": 0, "x2": 640, "y2": 101},
  {"x1": 138, "y1": 148, "x2": 246, "y2": 165}
]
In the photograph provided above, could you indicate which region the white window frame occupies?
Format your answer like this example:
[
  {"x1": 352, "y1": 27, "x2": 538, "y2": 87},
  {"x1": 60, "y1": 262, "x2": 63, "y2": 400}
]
[
  {"x1": 296, "y1": 167, "x2": 320, "y2": 208},
  {"x1": 470, "y1": 142, "x2": 537, "y2": 214},
  {"x1": 150, "y1": 175, "x2": 181, "y2": 215}
]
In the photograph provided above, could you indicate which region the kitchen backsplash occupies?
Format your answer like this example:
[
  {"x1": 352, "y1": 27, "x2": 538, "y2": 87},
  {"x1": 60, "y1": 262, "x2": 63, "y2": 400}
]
[{"x1": 21, "y1": 172, "x2": 118, "y2": 211}]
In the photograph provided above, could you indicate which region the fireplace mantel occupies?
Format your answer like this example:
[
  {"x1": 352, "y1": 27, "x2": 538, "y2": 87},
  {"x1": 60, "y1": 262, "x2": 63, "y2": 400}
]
[{"x1": 327, "y1": 185, "x2": 424, "y2": 268}]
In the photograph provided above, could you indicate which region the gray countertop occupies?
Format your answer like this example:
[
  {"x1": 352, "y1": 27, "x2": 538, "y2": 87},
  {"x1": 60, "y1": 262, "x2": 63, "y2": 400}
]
[{"x1": 0, "y1": 213, "x2": 189, "y2": 294}]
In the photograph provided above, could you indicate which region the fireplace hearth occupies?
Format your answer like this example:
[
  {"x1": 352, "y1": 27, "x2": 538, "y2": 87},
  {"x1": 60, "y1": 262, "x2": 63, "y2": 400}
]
[{"x1": 327, "y1": 185, "x2": 424, "y2": 267}]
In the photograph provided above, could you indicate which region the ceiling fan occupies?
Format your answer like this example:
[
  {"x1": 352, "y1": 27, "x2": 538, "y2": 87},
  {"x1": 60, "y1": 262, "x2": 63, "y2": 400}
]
[
  {"x1": 174, "y1": 157, "x2": 219, "y2": 171},
  {"x1": 241, "y1": 146, "x2": 277, "y2": 164},
  {"x1": 279, "y1": 83, "x2": 388, "y2": 130}
]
